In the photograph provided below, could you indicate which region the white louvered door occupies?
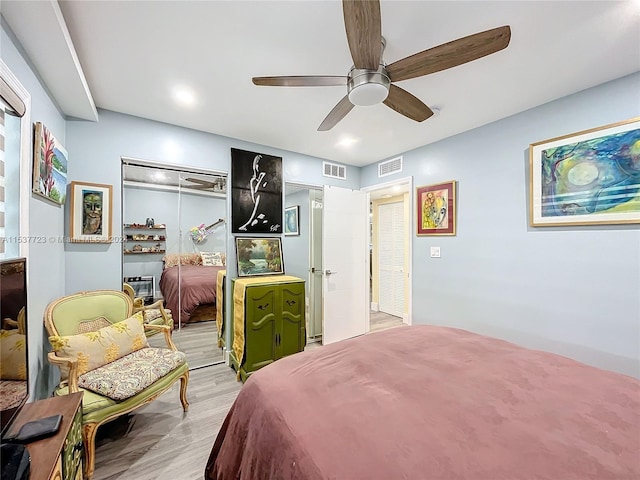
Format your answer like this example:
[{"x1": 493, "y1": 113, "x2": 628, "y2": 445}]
[{"x1": 378, "y1": 202, "x2": 404, "y2": 317}]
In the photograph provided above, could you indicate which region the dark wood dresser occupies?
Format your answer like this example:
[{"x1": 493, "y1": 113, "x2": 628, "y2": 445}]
[{"x1": 5, "y1": 392, "x2": 84, "y2": 480}]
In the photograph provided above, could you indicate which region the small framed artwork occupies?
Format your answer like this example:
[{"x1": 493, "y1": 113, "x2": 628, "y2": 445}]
[
  {"x1": 32, "y1": 122, "x2": 68, "y2": 205},
  {"x1": 235, "y1": 237, "x2": 284, "y2": 277},
  {"x1": 529, "y1": 117, "x2": 640, "y2": 226},
  {"x1": 284, "y1": 205, "x2": 300, "y2": 236},
  {"x1": 416, "y1": 180, "x2": 456, "y2": 236},
  {"x1": 69, "y1": 181, "x2": 113, "y2": 243}
]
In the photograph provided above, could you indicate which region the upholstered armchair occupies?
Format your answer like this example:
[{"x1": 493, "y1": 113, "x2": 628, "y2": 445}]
[
  {"x1": 44, "y1": 290, "x2": 189, "y2": 479},
  {"x1": 122, "y1": 282, "x2": 173, "y2": 335}
]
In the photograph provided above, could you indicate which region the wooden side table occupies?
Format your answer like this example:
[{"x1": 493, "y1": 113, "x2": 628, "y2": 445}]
[{"x1": 5, "y1": 392, "x2": 84, "y2": 480}]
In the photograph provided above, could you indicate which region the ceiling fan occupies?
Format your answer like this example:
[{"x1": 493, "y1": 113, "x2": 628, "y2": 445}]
[
  {"x1": 184, "y1": 177, "x2": 226, "y2": 192},
  {"x1": 252, "y1": 0, "x2": 511, "y2": 131}
]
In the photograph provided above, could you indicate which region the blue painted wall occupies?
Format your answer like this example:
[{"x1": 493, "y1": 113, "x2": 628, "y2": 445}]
[
  {"x1": 282, "y1": 189, "x2": 311, "y2": 288},
  {"x1": 2, "y1": 21, "x2": 68, "y2": 398},
  {"x1": 65, "y1": 109, "x2": 358, "y2": 294},
  {"x1": 362, "y1": 73, "x2": 640, "y2": 377}
]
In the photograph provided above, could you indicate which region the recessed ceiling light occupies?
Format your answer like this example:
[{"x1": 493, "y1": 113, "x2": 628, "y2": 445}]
[
  {"x1": 173, "y1": 87, "x2": 196, "y2": 106},
  {"x1": 337, "y1": 137, "x2": 359, "y2": 148}
]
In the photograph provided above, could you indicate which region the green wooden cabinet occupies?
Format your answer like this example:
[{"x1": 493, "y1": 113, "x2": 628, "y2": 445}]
[{"x1": 230, "y1": 277, "x2": 305, "y2": 381}]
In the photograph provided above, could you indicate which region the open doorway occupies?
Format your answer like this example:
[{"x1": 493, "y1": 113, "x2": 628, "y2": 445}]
[{"x1": 362, "y1": 177, "x2": 413, "y2": 332}]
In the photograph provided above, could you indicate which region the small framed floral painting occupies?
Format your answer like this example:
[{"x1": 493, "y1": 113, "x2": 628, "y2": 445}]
[
  {"x1": 32, "y1": 122, "x2": 67, "y2": 205},
  {"x1": 416, "y1": 181, "x2": 456, "y2": 236}
]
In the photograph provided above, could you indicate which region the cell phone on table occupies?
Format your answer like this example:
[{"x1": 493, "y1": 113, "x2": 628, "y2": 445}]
[{"x1": 6, "y1": 414, "x2": 62, "y2": 443}]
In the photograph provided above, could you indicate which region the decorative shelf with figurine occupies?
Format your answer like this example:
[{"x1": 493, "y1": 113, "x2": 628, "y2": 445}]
[{"x1": 123, "y1": 221, "x2": 166, "y2": 256}]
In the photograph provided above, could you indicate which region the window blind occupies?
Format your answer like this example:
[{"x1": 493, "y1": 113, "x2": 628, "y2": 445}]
[{"x1": 0, "y1": 106, "x2": 5, "y2": 254}]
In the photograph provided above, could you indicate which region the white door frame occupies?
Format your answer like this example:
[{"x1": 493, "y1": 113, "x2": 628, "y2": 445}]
[{"x1": 361, "y1": 176, "x2": 413, "y2": 326}]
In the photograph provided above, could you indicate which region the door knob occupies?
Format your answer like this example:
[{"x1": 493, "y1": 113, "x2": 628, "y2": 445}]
[{"x1": 324, "y1": 269, "x2": 337, "y2": 276}]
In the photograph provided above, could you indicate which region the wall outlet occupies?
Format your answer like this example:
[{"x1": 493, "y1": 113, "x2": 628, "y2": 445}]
[{"x1": 430, "y1": 246, "x2": 441, "y2": 258}]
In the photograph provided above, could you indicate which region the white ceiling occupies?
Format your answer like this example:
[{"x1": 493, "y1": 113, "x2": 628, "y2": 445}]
[{"x1": 3, "y1": 1, "x2": 639, "y2": 167}]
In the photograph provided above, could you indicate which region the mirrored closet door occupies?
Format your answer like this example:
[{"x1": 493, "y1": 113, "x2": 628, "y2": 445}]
[
  {"x1": 282, "y1": 183, "x2": 323, "y2": 343},
  {"x1": 122, "y1": 159, "x2": 227, "y2": 369}
]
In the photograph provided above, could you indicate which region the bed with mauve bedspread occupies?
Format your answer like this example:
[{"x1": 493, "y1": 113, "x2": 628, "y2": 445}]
[
  {"x1": 205, "y1": 325, "x2": 639, "y2": 480},
  {"x1": 159, "y1": 264, "x2": 224, "y2": 325}
]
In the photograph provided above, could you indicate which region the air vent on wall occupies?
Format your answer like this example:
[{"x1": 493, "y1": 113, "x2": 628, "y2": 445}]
[
  {"x1": 378, "y1": 156, "x2": 403, "y2": 177},
  {"x1": 323, "y1": 161, "x2": 347, "y2": 180}
]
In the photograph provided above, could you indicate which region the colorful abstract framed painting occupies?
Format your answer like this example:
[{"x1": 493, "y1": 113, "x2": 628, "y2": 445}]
[
  {"x1": 235, "y1": 237, "x2": 284, "y2": 277},
  {"x1": 69, "y1": 181, "x2": 113, "y2": 243},
  {"x1": 32, "y1": 122, "x2": 68, "y2": 205},
  {"x1": 416, "y1": 181, "x2": 456, "y2": 236},
  {"x1": 529, "y1": 117, "x2": 640, "y2": 227}
]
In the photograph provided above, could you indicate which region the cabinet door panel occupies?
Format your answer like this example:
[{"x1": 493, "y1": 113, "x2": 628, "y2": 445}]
[
  {"x1": 280, "y1": 283, "x2": 306, "y2": 358},
  {"x1": 244, "y1": 287, "x2": 277, "y2": 372}
]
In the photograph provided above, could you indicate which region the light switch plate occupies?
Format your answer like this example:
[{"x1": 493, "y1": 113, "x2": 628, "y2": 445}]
[{"x1": 430, "y1": 246, "x2": 441, "y2": 258}]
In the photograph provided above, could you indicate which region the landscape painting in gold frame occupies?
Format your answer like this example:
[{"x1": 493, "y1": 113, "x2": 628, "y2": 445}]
[
  {"x1": 529, "y1": 117, "x2": 640, "y2": 227},
  {"x1": 416, "y1": 181, "x2": 456, "y2": 236}
]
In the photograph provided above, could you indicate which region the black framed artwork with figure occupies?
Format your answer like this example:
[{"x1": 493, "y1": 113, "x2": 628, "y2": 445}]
[{"x1": 231, "y1": 148, "x2": 283, "y2": 234}]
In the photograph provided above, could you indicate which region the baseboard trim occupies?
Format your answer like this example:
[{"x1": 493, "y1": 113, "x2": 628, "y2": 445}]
[{"x1": 371, "y1": 302, "x2": 379, "y2": 311}]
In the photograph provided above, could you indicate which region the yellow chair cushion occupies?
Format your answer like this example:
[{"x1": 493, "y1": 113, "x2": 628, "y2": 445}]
[
  {"x1": 49, "y1": 312, "x2": 148, "y2": 379},
  {"x1": 0, "y1": 330, "x2": 27, "y2": 380}
]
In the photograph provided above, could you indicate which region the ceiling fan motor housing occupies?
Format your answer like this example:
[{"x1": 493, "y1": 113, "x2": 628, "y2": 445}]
[{"x1": 347, "y1": 66, "x2": 390, "y2": 106}]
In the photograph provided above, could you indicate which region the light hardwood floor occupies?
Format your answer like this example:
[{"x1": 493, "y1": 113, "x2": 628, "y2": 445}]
[
  {"x1": 148, "y1": 320, "x2": 223, "y2": 369},
  {"x1": 92, "y1": 311, "x2": 404, "y2": 479},
  {"x1": 369, "y1": 310, "x2": 405, "y2": 332},
  {"x1": 93, "y1": 364, "x2": 240, "y2": 480}
]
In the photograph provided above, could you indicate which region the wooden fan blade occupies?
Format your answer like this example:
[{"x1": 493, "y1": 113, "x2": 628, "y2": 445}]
[
  {"x1": 343, "y1": 0, "x2": 382, "y2": 69},
  {"x1": 252, "y1": 76, "x2": 348, "y2": 87},
  {"x1": 318, "y1": 95, "x2": 355, "y2": 131},
  {"x1": 387, "y1": 25, "x2": 511, "y2": 82},
  {"x1": 185, "y1": 178, "x2": 210, "y2": 185},
  {"x1": 383, "y1": 84, "x2": 434, "y2": 122}
]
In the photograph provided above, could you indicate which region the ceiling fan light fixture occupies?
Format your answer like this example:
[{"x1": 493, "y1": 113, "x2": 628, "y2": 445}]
[{"x1": 347, "y1": 68, "x2": 390, "y2": 106}]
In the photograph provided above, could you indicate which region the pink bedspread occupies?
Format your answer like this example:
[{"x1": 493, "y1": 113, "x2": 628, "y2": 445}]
[
  {"x1": 159, "y1": 265, "x2": 223, "y2": 323},
  {"x1": 206, "y1": 325, "x2": 640, "y2": 480}
]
